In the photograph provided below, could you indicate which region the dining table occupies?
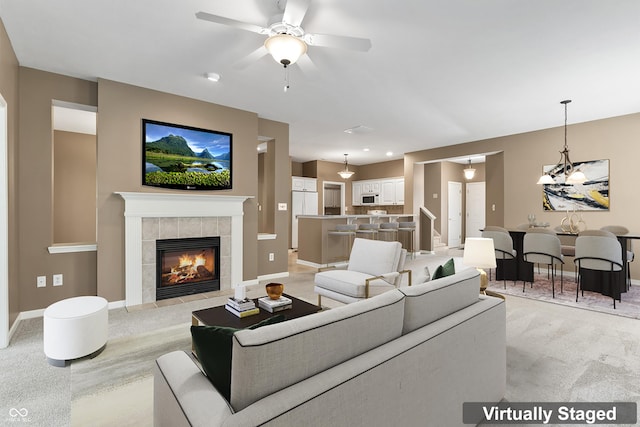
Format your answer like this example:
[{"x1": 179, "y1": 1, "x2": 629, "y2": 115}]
[{"x1": 495, "y1": 228, "x2": 640, "y2": 302}]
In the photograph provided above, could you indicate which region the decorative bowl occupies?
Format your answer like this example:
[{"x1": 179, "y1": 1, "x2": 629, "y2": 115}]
[{"x1": 265, "y1": 283, "x2": 284, "y2": 300}]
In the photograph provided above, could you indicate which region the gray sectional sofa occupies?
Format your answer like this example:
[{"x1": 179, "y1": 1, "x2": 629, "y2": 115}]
[{"x1": 153, "y1": 267, "x2": 506, "y2": 427}]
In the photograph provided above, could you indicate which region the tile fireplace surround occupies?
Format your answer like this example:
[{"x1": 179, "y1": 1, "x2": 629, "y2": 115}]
[{"x1": 116, "y1": 192, "x2": 251, "y2": 307}]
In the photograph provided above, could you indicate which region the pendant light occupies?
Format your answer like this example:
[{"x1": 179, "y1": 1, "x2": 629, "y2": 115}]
[
  {"x1": 463, "y1": 159, "x2": 476, "y2": 180},
  {"x1": 338, "y1": 154, "x2": 355, "y2": 179},
  {"x1": 537, "y1": 100, "x2": 587, "y2": 185}
]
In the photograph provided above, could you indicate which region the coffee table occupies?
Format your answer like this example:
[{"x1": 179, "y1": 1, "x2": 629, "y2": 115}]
[{"x1": 191, "y1": 293, "x2": 321, "y2": 329}]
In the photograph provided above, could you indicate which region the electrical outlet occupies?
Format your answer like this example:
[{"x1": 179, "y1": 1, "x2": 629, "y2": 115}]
[
  {"x1": 269, "y1": 253, "x2": 275, "y2": 261},
  {"x1": 53, "y1": 274, "x2": 63, "y2": 286},
  {"x1": 37, "y1": 276, "x2": 46, "y2": 288},
  {"x1": 278, "y1": 203, "x2": 287, "y2": 211}
]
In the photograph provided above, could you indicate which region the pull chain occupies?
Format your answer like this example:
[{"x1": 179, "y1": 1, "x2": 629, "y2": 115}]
[{"x1": 284, "y1": 64, "x2": 290, "y2": 92}]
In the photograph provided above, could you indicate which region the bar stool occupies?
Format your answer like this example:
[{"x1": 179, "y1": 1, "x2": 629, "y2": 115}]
[
  {"x1": 328, "y1": 224, "x2": 357, "y2": 261},
  {"x1": 378, "y1": 222, "x2": 399, "y2": 242},
  {"x1": 356, "y1": 223, "x2": 379, "y2": 240},
  {"x1": 398, "y1": 221, "x2": 416, "y2": 258}
]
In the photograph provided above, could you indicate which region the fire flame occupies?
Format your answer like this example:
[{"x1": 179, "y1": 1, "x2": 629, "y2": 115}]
[{"x1": 175, "y1": 253, "x2": 207, "y2": 273}]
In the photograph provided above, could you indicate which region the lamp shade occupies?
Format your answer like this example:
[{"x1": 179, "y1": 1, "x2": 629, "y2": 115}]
[
  {"x1": 463, "y1": 238, "x2": 496, "y2": 269},
  {"x1": 463, "y1": 167, "x2": 476, "y2": 180},
  {"x1": 565, "y1": 170, "x2": 587, "y2": 184},
  {"x1": 338, "y1": 170, "x2": 354, "y2": 179},
  {"x1": 264, "y1": 34, "x2": 307, "y2": 66},
  {"x1": 536, "y1": 173, "x2": 555, "y2": 185}
]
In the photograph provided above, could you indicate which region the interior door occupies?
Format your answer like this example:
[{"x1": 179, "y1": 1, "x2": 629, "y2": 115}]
[
  {"x1": 465, "y1": 182, "x2": 486, "y2": 240},
  {"x1": 448, "y1": 181, "x2": 462, "y2": 248}
]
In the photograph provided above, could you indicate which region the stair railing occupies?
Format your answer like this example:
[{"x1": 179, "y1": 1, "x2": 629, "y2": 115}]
[{"x1": 419, "y1": 206, "x2": 436, "y2": 252}]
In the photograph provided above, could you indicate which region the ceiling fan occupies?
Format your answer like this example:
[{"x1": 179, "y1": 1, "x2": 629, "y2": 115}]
[{"x1": 196, "y1": 0, "x2": 372, "y2": 69}]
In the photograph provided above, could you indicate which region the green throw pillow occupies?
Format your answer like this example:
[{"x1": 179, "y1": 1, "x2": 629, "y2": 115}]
[
  {"x1": 190, "y1": 314, "x2": 285, "y2": 401},
  {"x1": 432, "y1": 258, "x2": 456, "y2": 280}
]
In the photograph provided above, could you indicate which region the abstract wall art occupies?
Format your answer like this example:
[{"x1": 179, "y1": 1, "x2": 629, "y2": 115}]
[{"x1": 541, "y1": 159, "x2": 609, "y2": 211}]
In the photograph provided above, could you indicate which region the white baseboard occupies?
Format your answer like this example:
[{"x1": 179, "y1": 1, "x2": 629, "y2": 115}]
[
  {"x1": 296, "y1": 259, "x2": 323, "y2": 269},
  {"x1": 257, "y1": 271, "x2": 289, "y2": 281}
]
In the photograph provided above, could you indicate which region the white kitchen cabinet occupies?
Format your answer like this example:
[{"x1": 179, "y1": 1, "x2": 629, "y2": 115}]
[
  {"x1": 380, "y1": 178, "x2": 404, "y2": 205},
  {"x1": 395, "y1": 179, "x2": 404, "y2": 204},
  {"x1": 292, "y1": 177, "x2": 317, "y2": 192},
  {"x1": 352, "y1": 182, "x2": 363, "y2": 206},
  {"x1": 361, "y1": 180, "x2": 380, "y2": 194}
]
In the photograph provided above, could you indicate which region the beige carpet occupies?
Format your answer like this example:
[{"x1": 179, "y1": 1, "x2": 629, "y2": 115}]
[{"x1": 3, "y1": 253, "x2": 640, "y2": 426}]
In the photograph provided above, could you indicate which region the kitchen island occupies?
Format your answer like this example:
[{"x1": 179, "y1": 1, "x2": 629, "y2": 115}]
[{"x1": 296, "y1": 214, "x2": 415, "y2": 267}]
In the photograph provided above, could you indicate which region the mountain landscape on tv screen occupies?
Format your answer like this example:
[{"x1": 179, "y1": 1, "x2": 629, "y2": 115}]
[{"x1": 144, "y1": 134, "x2": 231, "y2": 190}]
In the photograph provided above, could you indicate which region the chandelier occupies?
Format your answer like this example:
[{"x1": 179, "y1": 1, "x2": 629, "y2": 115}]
[
  {"x1": 536, "y1": 100, "x2": 586, "y2": 185},
  {"x1": 338, "y1": 154, "x2": 355, "y2": 179}
]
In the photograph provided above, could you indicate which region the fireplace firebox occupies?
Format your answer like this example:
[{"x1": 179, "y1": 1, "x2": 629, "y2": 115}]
[{"x1": 156, "y1": 236, "x2": 220, "y2": 300}]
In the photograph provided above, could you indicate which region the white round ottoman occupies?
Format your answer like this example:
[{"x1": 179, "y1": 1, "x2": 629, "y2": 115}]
[{"x1": 44, "y1": 296, "x2": 108, "y2": 367}]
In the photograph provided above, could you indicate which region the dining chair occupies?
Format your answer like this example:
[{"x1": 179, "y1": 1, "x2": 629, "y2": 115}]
[
  {"x1": 522, "y1": 229, "x2": 564, "y2": 297},
  {"x1": 481, "y1": 227, "x2": 517, "y2": 289},
  {"x1": 554, "y1": 225, "x2": 578, "y2": 281},
  {"x1": 601, "y1": 225, "x2": 634, "y2": 290},
  {"x1": 574, "y1": 233, "x2": 623, "y2": 308}
]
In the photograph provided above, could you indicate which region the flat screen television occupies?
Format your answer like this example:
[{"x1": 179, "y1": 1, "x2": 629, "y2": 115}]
[{"x1": 142, "y1": 119, "x2": 232, "y2": 190}]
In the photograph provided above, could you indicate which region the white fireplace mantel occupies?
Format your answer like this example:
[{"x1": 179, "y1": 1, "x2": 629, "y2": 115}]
[{"x1": 116, "y1": 192, "x2": 252, "y2": 307}]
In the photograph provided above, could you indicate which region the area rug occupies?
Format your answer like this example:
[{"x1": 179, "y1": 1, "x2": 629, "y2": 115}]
[
  {"x1": 70, "y1": 322, "x2": 191, "y2": 426},
  {"x1": 487, "y1": 272, "x2": 640, "y2": 320}
]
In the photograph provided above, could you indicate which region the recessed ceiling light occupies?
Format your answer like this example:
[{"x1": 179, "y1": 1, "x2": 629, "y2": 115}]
[
  {"x1": 363, "y1": 148, "x2": 370, "y2": 152},
  {"x1": 386, "y1": 151, "x2": 393, "y2": 156},
  {"x1": 206, "y1": 72, "x2": 220, "y2": 82}
]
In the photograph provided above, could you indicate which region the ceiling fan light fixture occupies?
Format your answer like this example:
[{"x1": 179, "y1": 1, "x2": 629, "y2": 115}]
[{"x1": 264, "y1": 33, "x2": 307, "y2": 66}]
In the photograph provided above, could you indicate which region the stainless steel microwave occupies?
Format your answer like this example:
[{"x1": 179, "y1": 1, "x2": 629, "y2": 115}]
[{"x1": 361, "y1": 193, "x2": 380, "y2": 205}]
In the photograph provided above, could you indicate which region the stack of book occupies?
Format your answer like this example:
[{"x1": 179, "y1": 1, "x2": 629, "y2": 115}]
[
  {"x1": 258, "y1": 295, "x2": 292, "y2": 313},
  {"x1": 225, "y1": 297, "x2": 259, "y2": 318}
]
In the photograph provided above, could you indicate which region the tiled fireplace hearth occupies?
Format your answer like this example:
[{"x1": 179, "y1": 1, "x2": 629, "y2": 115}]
[{"x1": 116, "y1": 192, "x2": 251, "y2": 307}]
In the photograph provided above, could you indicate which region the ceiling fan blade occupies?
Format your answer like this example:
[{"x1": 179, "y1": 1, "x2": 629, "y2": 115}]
[
  {"x1": 233, "y1": 46, "x2": 269, "y2": 70},
  {"x1": 295, "y1": 54, "x2": 318, "y2": 78},
  {"x1": 282, "y1": 0, "x2": 311, "y2": 27},
  {"x1": 196, "y1": 11, "x2": 269, "y2": 35},
  {"x1": 303, "y1": 33, "x2": 372, "y2": 52}
]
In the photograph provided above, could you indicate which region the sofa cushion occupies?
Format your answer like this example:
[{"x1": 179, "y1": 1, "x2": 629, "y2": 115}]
[
  {"x1": 230, "y1": 289, "x2": 405, "y2": 411},
  {"x1": 431, "y1": 258, "x2": 455, "y2": 280},
  {"x1": 399, "y1": 268, "x2": 480, "y2": 334},
  {"x1": 190, "y1": 315, "x2": 285, "y2": 401}
]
